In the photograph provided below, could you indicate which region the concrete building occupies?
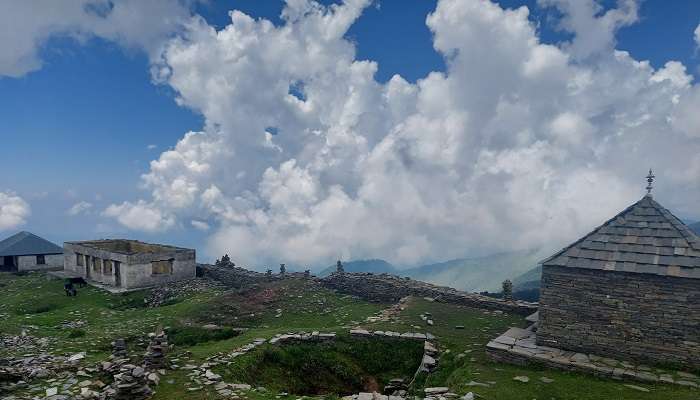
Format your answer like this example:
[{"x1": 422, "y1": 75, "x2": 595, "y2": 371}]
[
  {"x1": 0, "y1": 231, "x2": 64, "y2": 272},
  {"x1": 538, "y1": 193, "x2": 700, "y2": 368},
  {"x1": 63, "y1": 239, "x2": 196, "y2": 289}
]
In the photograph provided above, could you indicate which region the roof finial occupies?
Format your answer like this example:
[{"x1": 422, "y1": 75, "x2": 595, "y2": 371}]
[{"x1": 645, "y1": 168, "x2": 655, "y2": 196}]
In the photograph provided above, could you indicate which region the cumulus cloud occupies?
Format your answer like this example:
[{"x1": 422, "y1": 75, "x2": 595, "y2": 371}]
[
  {"x1": 0, "y1": 0, "x2": 194, "y2": 77},
  {"x1": 0, "y1": 192, "x2": 31, "y2": 231},
  {"x1": 104, "y1": 0, "x2": 700, "y2": 268},
  {"x1": 191, "y1": 220, "x2": 210, "y2": 231},
  {"x1": 538, "y1": 0, "x2": 640, "y2": 59},
  {"x1": 103, "y1": 200, "x2": 175, "y2": 232},
  {"x1": 695, "y1": 23, "x2": 700, "y2": 48},
  {"x1": 67, "y1": 201, "x2": 93, "y2": 216}
]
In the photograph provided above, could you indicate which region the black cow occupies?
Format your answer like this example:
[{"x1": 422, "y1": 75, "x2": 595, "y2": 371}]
[
  {"x1": 67, "y1": 277, "x2": 87, "y2": 287},
  {"x1": 64, "y1": 282, "x2": 77, "y2": 297}
]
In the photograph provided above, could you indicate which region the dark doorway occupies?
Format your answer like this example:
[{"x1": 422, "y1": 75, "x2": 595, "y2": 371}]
[
  {"x1": 2, "y1": 256, "x2": 17, "y2": 272},
  {"x1": 114, "y1": 261, "x2": 121, "y2": 287}
]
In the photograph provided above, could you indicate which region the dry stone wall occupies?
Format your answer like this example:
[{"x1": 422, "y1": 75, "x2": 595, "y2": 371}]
[
  {"x1": 538, "y1": 265, "x2": 700, "y2": 368},
  {"x1": 321, "y1": 272, "x2": 536, "y2": 315}
]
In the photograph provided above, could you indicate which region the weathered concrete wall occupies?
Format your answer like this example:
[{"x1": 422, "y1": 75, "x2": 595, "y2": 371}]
[
  {"x1": 16, "y1": 254, "x2": 63, "y2": 271},
  {"x1": 321, "y1": 272, "x2": 537, "y2": 315},
  {"x1": 537, "y1": 265, "x2": 700, "y2": 368},
  {"x1": 122, "y1": 250, "x2": 196, "y2": 288},
  {"x1": 63, "y1": 243, "x2": 129, "y2": 286},
  {"x1": 63, "y1": 243, "x2": 195, "y2": 289}
]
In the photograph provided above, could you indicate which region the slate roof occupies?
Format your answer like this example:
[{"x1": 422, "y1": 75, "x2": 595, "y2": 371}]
[
  {"x1": 0, "y1": 231, "x2": 63, "y2": 257},
  {"x1": 542, "y1": 195, "x2": 700, "y2": 279}
]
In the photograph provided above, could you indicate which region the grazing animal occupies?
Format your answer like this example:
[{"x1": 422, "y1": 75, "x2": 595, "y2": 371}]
[
  {"x1": 67, "y1": 277, "x2": 87, "y2": 287},
  {"x1": 64, "y1": 282, "x2": 77, "y2": 297}
]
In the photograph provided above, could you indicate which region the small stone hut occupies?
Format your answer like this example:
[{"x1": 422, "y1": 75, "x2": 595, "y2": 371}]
[
  {"x1": 0, "y1": 231, "x2": 63, "y2": 271},
  {"x1": 63, "y1": 239, "x2": 195, "y2": 289},
  {"x1": 538, "y1": 194, "x2": 700, "y2": 368}
]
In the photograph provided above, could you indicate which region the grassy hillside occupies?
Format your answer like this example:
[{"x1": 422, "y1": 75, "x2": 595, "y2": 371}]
[{"x1": 2, "y1": 271, "x2": 698, "y2": 400}]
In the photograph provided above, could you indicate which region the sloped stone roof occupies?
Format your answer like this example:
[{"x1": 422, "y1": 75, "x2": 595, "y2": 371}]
[
  {"x1": 0, "y1": 231, "x2": 63, "y2": 257},
  {"x1": 542, "y1": 195, "x2": 700, "y2": 279}
]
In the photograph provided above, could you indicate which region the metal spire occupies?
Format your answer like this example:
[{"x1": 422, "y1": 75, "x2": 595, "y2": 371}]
[{"x1": 645, "y1": 169, "x2": 655, "y2": 196}]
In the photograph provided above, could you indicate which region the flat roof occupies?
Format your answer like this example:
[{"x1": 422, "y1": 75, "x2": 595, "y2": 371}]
[{"x1": 65, "y1": 239, "x2": 192, "y2": 255}]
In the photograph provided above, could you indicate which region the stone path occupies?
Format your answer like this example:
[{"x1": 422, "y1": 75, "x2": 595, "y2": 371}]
[{"x1": 487, "y1": 324, "x2": 700, "y2": 389}]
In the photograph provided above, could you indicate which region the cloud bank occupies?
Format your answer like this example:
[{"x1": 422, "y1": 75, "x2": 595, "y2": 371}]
[
  {"x1": 0, "y1": 0, "x2": 194, "y2": 78},
  {"x1": 0, "y1": 192, "x2": 31, "y2": 231},
  {"x1": 94, "y1": 0, "x2": 699, "y2": 268}
]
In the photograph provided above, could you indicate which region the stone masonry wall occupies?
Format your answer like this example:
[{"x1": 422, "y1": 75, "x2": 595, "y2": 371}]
[
  {"x1": 537, "y1": 265, "x2": 700, "y2": 368},
  {"x1": 321, "y1": 272, "x2": 536, "y2": 315}
]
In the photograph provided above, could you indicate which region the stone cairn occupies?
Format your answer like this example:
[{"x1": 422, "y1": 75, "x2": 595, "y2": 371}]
[
  {"x1": 99, "y1": 339, "x2": 153, "y2": 400},
  {"x1": 502, "y1": 279, "x2": 513, "y2": 302},
  {"x1": 106, "y1": 364, "x2": 153, "y2": 400},
  {"x1": 112, "y1": 339, "x2": 128, "y2": 359},
  {"x1": 279, "y1": 263, "x2": 286, "y2": 275},
  {"x1": 304, "y1": 269, "x2": 311, "y2": 278},
  {"x1": 336, "y1": 260, "x2": 344, "y2": 273},
  {"x1": 143, "y1": 331, "x2": 169, "y2": 371}
]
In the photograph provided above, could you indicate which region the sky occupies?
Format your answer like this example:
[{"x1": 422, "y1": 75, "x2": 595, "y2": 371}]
[{"x1": 0, "y1": 0, "x2": 699, "y2": 269}]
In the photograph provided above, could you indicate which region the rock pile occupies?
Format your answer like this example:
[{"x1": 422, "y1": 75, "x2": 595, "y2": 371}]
[
  {"x1": 143, "y1": 332, "x2": 168, "y2": 371},
  {"x1": 321, "y1": 272, "x2": 536, "y2": 315},
  {"x1": 102, "y1": 364, "x2": 152, "y2": 400},
  {"x1": 144, "y1": 278, "x2": 220, "y2": 307}
]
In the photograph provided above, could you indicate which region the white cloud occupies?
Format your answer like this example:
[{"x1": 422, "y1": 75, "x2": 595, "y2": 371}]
[
  {"x1": 695, "y1": 23, "x2": 700, "y2": 48},
  {"x1": 147, "y1": 144, "x2": 158, "y2": 150},
  {"x1": 191, "y1": 220, "x2": 210, "y2": 231},
  {"x1": 0, "y1": 0, "x2": 194, "y2": 77},
  {"x1": 104, "y1": 0, "x2": 700, "y2": 268},
  {"x1": 67, "y1": 201, "x2": 93, "y2": 216},
  {"x1": 103, "y1": 200, "x2": 175, "y2": 232},
  {"x1": 538, "y1": 0, "x2": 640, "y2": 59},
  {"x1": 0, "y1": 192, "x2": 31, "y2": 231}
]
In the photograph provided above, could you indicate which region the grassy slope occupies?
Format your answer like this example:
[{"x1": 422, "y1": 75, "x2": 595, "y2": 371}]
[
  {"x1": 1, "y1": 272, "x2": 697, "y2": 400},
  {"x1": 362, "y1": 298, "x2": 698, "y2": 400}
]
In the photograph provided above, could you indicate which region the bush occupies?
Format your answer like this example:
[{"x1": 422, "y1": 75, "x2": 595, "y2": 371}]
[
  {"x1": 168, "y1": 326, "x2": 241, "y2": 346},
  {"x1": 67, "y1": 328, "x2": 86, "y2": 338},
  {"x1": 108, "y1": 292, "x2": 148, "y2": 310}
]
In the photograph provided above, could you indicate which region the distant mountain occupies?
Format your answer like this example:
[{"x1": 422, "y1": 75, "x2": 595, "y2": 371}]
[
  {"x1": 321, "y1": 249, "x2": 544, "y2": 292},
  {"x1": 318, "y1": 259, "x2": 398, "y2": 277},
  {"x1": 404, "y1": 249, "x2": 544, "y2": 293},
  {"x1": 690, "y1": 222, "x2": 700, "y2": 235},
  {"x1": 512, "y1": 265, "x2": 542, "y2": 291}
]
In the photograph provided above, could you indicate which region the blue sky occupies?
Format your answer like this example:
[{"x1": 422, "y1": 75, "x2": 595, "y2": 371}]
[{"x1": 1, "y1": 0, "x2": 699, "y2": 266}]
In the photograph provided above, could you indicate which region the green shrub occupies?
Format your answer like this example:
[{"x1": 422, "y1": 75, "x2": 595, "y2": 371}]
[
  {"x1": 219, "y1": 337, "x2": 423, "y2": 396},
  {"x1": 67, "y1": 328, "x2": 86, "y2": 338},
  {"x1": 108, "y1": 292, "x2": 148, "y2": 310},
  {"x1": 168, "y1": 326, "x2": 241, "y2": 346}
]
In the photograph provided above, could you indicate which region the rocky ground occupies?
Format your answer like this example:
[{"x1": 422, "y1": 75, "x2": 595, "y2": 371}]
[{"x1": 1, "y1": 271, "x2": 698, "y2": 400}]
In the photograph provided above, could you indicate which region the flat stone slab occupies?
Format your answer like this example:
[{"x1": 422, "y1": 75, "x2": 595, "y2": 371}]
[{"x1": 487, "y1": 325, "x2": 699, "y2": 389}]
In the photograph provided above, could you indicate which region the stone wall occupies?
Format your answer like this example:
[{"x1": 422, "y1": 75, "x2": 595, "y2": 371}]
[
  {"x1": 321, "y1": 272, "x2": 536, "y2": 315},
  {"x1": 537, "y1": 265, "x2": 700, "y2": 368},
  {"x1": 17, "y1": 254, "x2": 63, "y2": 271}
]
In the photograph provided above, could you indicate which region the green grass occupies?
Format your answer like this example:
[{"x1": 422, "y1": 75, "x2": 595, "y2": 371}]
[
  {"x1": 1, "y1": 271, "x2": 698, "y2": 400},
  {"x1": 217, "y1": 336, "x2": 423, "y2": 395},
  {"x1": 363, "y1": 297, "x2": 700, "y2": 400}
]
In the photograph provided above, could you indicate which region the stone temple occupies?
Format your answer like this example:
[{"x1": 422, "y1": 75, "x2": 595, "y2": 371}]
[
  {"x1": 63, "y1": 239, "x2": 196, "y2": 290},
  {"x1": 538, "y1": 192, "x2": 700, "y2": 368}
]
